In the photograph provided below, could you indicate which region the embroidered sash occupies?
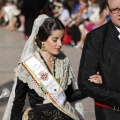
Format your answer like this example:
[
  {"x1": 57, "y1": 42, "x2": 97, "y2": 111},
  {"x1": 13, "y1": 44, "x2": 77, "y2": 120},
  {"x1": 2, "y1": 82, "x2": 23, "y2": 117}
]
[{"x1": 21, "y1": 55, "x2": 82, "y2": 120}]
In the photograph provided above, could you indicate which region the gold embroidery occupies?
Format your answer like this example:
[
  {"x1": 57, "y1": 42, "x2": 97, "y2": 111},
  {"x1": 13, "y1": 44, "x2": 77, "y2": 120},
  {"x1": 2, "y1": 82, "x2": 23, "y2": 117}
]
[{"x1": 56, "y1": 77, "x2": 61, "y2": 84}]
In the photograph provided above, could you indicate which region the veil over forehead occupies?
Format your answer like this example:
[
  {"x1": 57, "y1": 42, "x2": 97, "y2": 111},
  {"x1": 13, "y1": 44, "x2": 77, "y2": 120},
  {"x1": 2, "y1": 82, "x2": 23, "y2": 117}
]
[{"x1": 20, "y1": 14, "x2": 49, "y2": 61}]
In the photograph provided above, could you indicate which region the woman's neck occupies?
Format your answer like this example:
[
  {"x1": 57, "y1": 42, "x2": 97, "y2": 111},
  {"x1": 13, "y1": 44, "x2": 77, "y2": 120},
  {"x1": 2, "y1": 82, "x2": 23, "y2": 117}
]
[
  {"x1": 40, "y1": 50, "x2": 54, "y2": 62},
  {"x1": 39, "y1": 50, "x2": 55, "y2": 75}
]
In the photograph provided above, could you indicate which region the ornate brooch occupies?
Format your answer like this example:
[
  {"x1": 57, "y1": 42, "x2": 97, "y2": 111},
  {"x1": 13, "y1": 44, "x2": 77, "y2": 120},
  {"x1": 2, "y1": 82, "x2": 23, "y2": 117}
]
[{"x1": 40, "y1": 71, "x2": 48, "y2": 81}]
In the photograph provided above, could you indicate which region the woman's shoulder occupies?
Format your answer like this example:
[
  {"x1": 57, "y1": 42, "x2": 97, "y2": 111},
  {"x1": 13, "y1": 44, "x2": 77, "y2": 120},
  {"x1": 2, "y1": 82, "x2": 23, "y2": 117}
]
[
  {"x1": 20, "y1": 52, "x2": 38, "y2": 62},
  {"x1": 55, "y1": 51, "x2": 71, "y2": 64},
  {"x1": 55, "y1": 51, "x2": 67, "y2": 60}
]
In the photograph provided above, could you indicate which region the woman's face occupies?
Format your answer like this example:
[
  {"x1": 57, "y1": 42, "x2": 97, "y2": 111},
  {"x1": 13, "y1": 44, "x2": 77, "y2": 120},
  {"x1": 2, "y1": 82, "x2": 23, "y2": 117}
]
[{"x1": 44, "y1": 29, "x2": 65, "y2": 55}]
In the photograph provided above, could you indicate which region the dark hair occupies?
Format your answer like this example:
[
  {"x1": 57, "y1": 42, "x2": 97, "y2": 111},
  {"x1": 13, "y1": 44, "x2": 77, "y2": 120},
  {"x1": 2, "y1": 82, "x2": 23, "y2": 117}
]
[
  {"x1": 62, "y1": 2, "x2": 72, "y2": 14},
  {"x1": 98, "y1": 0, "x2": 107, "y2": 14},
  {"x1": 35, "y1": 17, "x2": 65, "y2": 48}
]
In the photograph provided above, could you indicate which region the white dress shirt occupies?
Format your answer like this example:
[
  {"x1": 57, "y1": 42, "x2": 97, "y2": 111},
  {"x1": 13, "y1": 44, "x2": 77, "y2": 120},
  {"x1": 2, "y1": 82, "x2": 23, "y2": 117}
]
[{"x1": 115, "y1": 26, "x2": 120, "y2": 39}]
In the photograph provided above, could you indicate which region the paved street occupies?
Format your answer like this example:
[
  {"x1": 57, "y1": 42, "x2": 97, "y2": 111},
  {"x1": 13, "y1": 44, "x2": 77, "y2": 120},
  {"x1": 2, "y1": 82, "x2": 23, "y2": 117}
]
[{"x1": 0, "y1": 26, "x2": 95, "y2": 120}]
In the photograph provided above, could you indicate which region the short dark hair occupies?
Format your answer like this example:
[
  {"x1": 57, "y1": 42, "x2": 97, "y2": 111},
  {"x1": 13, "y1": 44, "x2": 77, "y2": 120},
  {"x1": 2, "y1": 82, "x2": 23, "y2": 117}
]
[{"x1": 35, "y1": 17, "x2": 65, "y2": 48}]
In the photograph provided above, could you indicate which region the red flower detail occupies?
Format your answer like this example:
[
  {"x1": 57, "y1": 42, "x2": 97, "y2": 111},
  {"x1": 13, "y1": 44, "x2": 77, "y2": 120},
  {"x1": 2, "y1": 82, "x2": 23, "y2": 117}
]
[{"x1": 40, "y1": 72, "x2": 48, "y2": 81}]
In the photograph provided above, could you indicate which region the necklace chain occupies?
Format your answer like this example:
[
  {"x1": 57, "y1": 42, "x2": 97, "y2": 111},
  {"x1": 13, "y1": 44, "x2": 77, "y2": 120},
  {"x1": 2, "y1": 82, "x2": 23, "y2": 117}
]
[{"x1": 39, "y1": 52, "x2": 55, "y2": 76}]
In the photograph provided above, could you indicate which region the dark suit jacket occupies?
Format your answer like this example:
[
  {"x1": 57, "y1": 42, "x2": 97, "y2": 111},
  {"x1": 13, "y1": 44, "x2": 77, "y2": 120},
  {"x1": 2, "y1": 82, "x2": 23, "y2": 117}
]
[{"x1": 78, "y1": 21, "x2": 120, "y2": 108}]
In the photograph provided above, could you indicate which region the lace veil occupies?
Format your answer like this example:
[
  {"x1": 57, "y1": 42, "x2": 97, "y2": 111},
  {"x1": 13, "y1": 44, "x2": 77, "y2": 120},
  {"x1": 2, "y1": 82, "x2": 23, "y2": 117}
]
[
  {"x1": 2, "y1": 14, "x2": 49, "y2": 120},
  {"x1": 20, "y1": 14, "x2": 49, "y2": 60}
]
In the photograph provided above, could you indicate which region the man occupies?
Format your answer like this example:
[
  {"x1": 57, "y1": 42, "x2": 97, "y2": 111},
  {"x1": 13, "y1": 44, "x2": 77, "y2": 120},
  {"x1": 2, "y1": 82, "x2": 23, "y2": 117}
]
[{"x1": 78, "y1": 0, "x2": 120, "y2": 119}]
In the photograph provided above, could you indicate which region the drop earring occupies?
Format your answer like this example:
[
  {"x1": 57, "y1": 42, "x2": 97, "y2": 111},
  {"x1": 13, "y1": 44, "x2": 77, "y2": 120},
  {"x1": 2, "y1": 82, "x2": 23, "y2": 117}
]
[{"x1": 41, "y1": 42, "x2": 47, "y2": 51}]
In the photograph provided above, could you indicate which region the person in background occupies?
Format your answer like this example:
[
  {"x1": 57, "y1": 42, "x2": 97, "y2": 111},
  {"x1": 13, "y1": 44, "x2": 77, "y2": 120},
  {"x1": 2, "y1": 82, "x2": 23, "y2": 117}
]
[
  {"x1": 52, "y1": 0, "x2": 71, "y2": 27},
  {"x1": 0, "y1": 1, "x2": 17, "y2": 28},
  {"x1": 16, "y1": 0, "x2": 25, "y2": 32},
  {"x1": 52, "y1": 0, "x2": 72, "y2": 44},
  {"x1": 21, "y1": 0, "x2": 48, "y2": 40},
  {"x1": 75, "y1": 0, "x2": 109, "y2": 49},
  {"x1": 68, "y1": 0, "x2": 89, "y2": 46},
  {"x1": 78, "y1": 0, "x2": 120, "y2": 119}
]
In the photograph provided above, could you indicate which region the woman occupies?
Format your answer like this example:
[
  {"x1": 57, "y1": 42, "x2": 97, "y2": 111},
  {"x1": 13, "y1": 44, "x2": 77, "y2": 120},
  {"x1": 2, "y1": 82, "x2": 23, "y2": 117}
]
[
  {"x1": 3, "y1": 14, "x2": 101, "y2": 120},
  {"x1": 3, "y1": 15, "x2": 83, "y2": 120}
]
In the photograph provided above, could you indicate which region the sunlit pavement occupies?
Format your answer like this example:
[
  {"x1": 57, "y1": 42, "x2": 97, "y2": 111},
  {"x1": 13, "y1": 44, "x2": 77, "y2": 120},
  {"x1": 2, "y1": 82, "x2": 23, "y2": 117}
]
[{"x1": 0, "y1": 26, "x2": 95, "y2": 120}]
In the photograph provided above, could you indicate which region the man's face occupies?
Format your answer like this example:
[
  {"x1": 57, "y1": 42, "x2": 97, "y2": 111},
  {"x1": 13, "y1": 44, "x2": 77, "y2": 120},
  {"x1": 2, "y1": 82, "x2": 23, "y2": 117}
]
[{"x1": 108, "y1": 0, "x2": 120, "y2": 27}]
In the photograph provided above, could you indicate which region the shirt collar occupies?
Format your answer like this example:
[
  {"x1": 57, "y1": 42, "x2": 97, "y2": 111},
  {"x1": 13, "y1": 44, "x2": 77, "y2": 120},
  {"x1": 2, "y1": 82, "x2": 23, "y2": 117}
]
[{"x1": 115, "y1": 26, "x2": 120, "y2": 33}]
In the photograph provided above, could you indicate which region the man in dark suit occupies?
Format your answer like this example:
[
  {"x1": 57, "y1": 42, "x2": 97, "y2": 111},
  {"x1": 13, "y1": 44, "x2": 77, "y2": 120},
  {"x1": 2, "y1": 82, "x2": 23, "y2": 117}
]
[{"x1": 78, "y1": 0, "x2": 120, "y2": 119}]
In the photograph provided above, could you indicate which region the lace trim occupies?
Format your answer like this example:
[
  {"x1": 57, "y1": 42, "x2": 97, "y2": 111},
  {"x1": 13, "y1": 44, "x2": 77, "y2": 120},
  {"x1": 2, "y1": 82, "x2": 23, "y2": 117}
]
[
  {"x1": 72, "y1": 100, "x2": 84, "y2": 118},
  {"x1": 16, "y1": 64, "x2": 47, "y2": 99},
  {"x1": 17, "y1": 51, "x2": 77, "y2": 95},
  {"x1": 2, "y1": 76, "x2": 17, "y2": 120}
]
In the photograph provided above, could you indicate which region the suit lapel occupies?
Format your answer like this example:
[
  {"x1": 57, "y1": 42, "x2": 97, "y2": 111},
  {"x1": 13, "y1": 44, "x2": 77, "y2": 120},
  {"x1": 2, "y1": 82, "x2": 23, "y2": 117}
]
[{"x1": 105, "y1": 21, "x2": 120, "y2": 53}]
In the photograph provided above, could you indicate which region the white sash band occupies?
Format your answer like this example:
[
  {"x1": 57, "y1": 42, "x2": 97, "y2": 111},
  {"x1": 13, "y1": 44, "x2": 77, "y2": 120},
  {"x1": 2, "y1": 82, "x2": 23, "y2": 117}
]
[{"x1": 22, "y1": 55, "x2": 82, "y2": 120}]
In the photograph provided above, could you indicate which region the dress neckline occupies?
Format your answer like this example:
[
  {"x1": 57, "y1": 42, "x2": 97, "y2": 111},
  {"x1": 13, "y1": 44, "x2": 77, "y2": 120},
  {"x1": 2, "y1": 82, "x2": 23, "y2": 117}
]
[{"x1": 39, "y1": 52, "x2": 55, "y2": 76}]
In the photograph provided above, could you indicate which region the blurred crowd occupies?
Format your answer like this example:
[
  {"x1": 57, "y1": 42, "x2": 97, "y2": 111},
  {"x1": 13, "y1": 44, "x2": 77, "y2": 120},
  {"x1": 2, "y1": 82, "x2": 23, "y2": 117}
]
[{"x1": 0, "y1": 0, "x2": 110, "y2": 48}]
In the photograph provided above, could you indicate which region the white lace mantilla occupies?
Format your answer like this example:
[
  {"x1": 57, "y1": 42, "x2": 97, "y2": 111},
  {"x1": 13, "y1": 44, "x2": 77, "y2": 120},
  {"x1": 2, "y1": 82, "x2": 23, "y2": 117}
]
[{"x1": 17, "y1": 51, "x2": 78, "y2": 94}]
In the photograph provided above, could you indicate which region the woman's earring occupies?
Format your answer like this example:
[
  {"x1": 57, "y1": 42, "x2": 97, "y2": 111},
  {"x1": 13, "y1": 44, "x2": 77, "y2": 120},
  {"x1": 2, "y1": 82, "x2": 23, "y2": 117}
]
[
  {"x1": 41, "y1": 42, "x2": 47, "y2": 51},
  {"x1": 34, "y1": 41, "x2": 37, "y2": 46}
]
